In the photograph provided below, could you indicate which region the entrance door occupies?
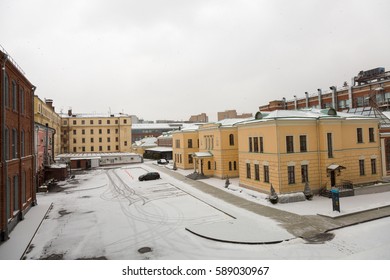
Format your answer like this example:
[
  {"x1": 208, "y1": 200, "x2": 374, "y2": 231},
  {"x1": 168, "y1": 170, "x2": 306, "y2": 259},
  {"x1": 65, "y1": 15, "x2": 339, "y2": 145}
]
[{"x1": 330, "y1": 170, "x2": 336, "y2": 187}]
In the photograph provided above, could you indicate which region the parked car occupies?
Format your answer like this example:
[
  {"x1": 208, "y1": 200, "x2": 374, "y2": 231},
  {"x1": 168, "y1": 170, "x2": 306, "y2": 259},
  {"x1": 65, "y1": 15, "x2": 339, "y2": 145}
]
[
  {"x1": 157, "y1": 159, "x2": 169, "y2": 165},
  {"x1": 138, "y1": 172, "x2": 160, "y2": 181}
]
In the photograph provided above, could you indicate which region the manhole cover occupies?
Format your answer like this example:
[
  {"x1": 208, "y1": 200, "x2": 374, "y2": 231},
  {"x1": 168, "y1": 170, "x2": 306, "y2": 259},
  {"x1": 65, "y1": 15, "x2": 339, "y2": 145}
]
[{"x1": 138, "y1": 247, "x2": 152, "y2": 254}]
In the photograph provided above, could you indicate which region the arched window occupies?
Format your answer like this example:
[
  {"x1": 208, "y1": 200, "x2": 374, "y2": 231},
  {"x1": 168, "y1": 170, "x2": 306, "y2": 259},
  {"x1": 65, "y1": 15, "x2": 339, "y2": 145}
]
[{"x1": 229, "y1": 134, "x2": 234, "y2": 146}]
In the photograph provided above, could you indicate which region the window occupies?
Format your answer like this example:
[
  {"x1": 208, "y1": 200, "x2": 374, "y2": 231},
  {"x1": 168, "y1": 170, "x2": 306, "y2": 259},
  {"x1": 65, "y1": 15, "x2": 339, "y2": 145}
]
[
  {"x1": 91, "y1": 146, "x2": 94, "y2": 152},
  {"x1": 234, "y1": 161, "x2": 237, "y2": 170},
  {"x1": 21, "y1": 130, "x2": 25, "y2": 157},
  {"x1": 107, "y1": 137, "x2": 111, "y2": 143},
  {"x1": 4, "y1": 73, "x2": 9, "y2": 107},
  {"x1": 301, "y1": 165, "x2": 308, "y2": 183},
  {"x1": 13, "y1": 175, "x2": 19, "y2": 211},
  {"x1": 20, "y1": 88, "x2": 25, "y2": 114},
  {"x1": 108, "y1": 145, "x2": 111, "y2": 151},
  {"x1": 81, "y1": 120, "x2": 85, "y2": 125},
  {"x1": 300, "y1": 135, "x2": 307, "y2": 152},
  {"x1": 99, "y1": 146, "x2": 103, "y2": 151},
  {"x1": 91, "y1": 138, "x2": 94, "y2": 143},
  {"x1": 12, "y1": 81, "x2": 17, "y2": 111},
  {"x1": 357, "y1": 128, "x2": 363, "y2": 143},
  {"x1": 229, "y1": 162, "x2": 232, "y2": 171},
  {"x1": 73, "y1": 130, "x2": 76, "y2": 135},
  {"x1": 286, "y1": 136, "x2": 294, "y2": 153},
  {"x1": 82, "y1": 129, "x2": 85, "y2": 135},
  {"x1": 98, "y1": 120, "x2": 102, "y2": 124},
  {"x1": 369, "y1": 128, "x2": 375, "y2": 142},
  {"x1": 175, "y1": 139, "x2": 180, "y2": 148},
  {"x1": 82, "y1": 138, "x2": 85, "y2": 143},
  {"x1": 99, "y1": 129, "x2": 102, "y2": 134},
  {"x1": 249, "y1": 137, "x2": 253, "y2": 152},
  {"x1": 73, "y1": 139, "x2": 77, "y2": 144},
  {"x1": 259, "y1": 137, "x2": 264, "y2": 153},
  {"x1": 359, "y1": 159, "x2": 365, "y2": 176},
  {"x1": 264, "y1": 166, "x2": 269, "y2": 183},
  {"x1": 254, "y1": 164, "x2": 260, "y2": 181},
  {"x1": 73, "y1": 120, "x2": 77, "y2": 125},
  {"x1": 99, "y1": 137, "x2": 102, "y2": 143},
  {"x1": 188, "y1": 139, "x2": 193, "y2": 148},
  {"x1": 208, "y1": 161, "x2": 211, "y2": 170},
  {"x1": 124, "y1": 119, "x2": 127, "y2": 124},
  {"x1": 327, "y1": 133, "x2": 333, "y2": 158},
  {"x1": 90, "y1": 120, "x2": 94, "y2": 125},
  {"x1": 73, "y1": 147, "x2": 76, "y2": 152},
  {"x1": 124, "y1": 141, "x2": 128, "y2": 146},
  {"x1": 12, "y1": 128, "x2": 17, "y2": 158},
  {"x1": 188, "y1": 154, "x2": 193, "y2": 164},
  {"x1": 371, "y1": 159, "x2": 377, "y2": 175},
  {"x1": 107, "y1": 120, "x2": 110, "y2": 124},
  {"x1": 115, "y1": 129, "x2": 119, "y2": 134},
  {"x1": 82, "y1": 146, "x2": 85, "y2": 152},
  {"x1": 229, "y1": 134, "x2": 234, "y2": 146},
  {"x1": 246, "y1": 163, "x2": 251, "y2": 178},
  {"x1": 288, "y1": 166, "x2": 295, "y2": 184},
  {"x1": 254, "y1": 137, "x2": 259, "y2": 152},
  {"x1": 90, "y1": 129, "x2": 94, "y2": 134},
  {"x1": 107, "y1": 129, "x2": 110, "y2": 134}
]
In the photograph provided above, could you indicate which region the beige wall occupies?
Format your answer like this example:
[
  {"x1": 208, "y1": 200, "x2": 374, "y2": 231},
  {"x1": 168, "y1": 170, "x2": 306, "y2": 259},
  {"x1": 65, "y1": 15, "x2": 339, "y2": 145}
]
[
  {"x1": 34, "y1": 96, "x2": 62, "y2": 156},
  {"x1": 172, "y1": 131, "x2": 199, "y2": 169},
  {"x1": 61, "y1": 115, "x2": 132, "y2": 153}
]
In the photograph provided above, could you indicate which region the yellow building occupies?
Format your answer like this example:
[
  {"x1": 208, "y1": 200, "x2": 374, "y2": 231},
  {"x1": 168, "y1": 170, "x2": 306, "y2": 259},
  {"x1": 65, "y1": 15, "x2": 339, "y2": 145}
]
[
  {"x1": 34, "y1": 97, "x2": 62, "y2": 156},
  {"x1": 237, "y1": 109, "x2": 382, "y2": 194},
  {"x1": 60, "y1": 110, "x2": 132, "y2": 153},
  {"x1": 173, "y1": 119, "x2": 247, "y2": 178}
]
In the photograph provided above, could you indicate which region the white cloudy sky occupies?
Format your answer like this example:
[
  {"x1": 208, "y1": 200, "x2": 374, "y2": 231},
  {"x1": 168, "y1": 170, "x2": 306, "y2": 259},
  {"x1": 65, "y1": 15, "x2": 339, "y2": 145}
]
[{"x1": 1, "y1": 0, "x2": 390, "y2": 121}]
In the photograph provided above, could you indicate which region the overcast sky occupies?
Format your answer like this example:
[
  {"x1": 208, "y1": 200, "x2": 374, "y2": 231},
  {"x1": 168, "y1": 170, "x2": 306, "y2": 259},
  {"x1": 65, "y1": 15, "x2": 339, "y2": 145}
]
[{"x1": 1, "y1": 0, "x2": 390, "y2": 122}]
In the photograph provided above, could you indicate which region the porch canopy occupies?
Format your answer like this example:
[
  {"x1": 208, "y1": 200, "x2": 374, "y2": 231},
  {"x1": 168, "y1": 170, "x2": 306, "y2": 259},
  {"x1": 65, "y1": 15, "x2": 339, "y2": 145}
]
[
  {"x1": 193, "y1": 152, "x2": 213, "y2": 158},
  {"x1": 327, "y1": 164, "x2": 346, "y2": 171}
]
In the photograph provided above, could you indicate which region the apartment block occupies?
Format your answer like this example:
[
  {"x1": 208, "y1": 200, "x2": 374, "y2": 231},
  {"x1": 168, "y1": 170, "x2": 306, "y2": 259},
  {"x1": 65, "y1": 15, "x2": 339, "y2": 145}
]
[{"x1": 60, "y1": 110, "x2": 132, "y2": 154}]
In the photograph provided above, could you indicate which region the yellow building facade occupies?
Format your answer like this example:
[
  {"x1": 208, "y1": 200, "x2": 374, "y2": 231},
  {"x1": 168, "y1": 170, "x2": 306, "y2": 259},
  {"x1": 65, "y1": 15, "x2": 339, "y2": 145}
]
[
  {"x1": 60, "y1": 112, "x2": 132, "y2": 154},
  {"x1": 173, "y1": 109, "x2": 382, "y2": 194},
  {"x1": 237, "y1": 109, "x2": 382, "y2": 194},
  {"x1": 34, "y1": 97, "x2": 62, "y2": 156}
]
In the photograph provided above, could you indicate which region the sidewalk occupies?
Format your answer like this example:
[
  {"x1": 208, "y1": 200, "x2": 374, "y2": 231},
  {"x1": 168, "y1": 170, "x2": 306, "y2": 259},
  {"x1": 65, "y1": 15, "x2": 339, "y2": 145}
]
[{"x1": 0, "y1": 203, "x2": 52, "y2": 260}]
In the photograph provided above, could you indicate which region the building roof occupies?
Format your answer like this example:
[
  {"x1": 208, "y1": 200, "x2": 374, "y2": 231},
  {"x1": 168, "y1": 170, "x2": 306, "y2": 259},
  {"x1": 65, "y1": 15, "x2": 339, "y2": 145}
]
[
  {"x1": 55, "y1": 152, "x2": 141, "y2": 160},
  {"x1": 60, "y1": 112, "x2": 130, "y2": 118},
  {"x1": 145, "y1": 147, "x2": 173, "y2": 152}
]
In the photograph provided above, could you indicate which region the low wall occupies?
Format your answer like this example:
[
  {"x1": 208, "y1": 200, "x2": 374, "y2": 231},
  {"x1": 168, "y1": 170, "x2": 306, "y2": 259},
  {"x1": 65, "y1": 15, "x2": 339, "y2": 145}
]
[{"x1": 354, "y1": 182, "x2": 390, "y2": 196}]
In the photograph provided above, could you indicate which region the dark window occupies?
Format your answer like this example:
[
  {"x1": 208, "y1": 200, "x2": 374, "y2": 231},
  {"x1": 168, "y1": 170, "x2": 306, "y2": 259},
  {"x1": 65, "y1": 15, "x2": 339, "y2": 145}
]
[
  {"x1": 234, "y1": 161, "x2": 237, "y2": 170},
  {"x1": 357, "y1": 128, "x2": 363, "y2": 143},
  {"x1": 73, "y1": 138, "x2": 76, "y2": 144},
  {"x1": 12, "y1": 128, "x2": 17, "y2": 158},
  {"x1": 188, "y1": 139, "x2": 193, "y2": 148},
  {"x1": 20, "y1": 88, "x2": 25, "y2": 114},
  {"x1": 82, "y1": 138, "x2": 85, "y2": 143},
  {"x1": 369, "y1": 128, "x2": 375, "y2": 142},
  {"x1": 300, "y1": 135, "x2": 307, "y2": 152},
  {"x1": 301, "y1": 165, "x2": 308, "y2": 183},
  {"x1": 254, "y1": 164, "x2": 260, "y2": 181},
  {"x1": 90, "y1": 129, "x2": 94, "y2": 134},
  {"x1": 91, "y1": 146, "x2": 94, "y2": 152},
  {"x1": 82, "y1": 146, "x2": 85, "y2": 152},
  {"x1": 99, "y1": 129, "x2": 102, "y2": 134},
  {"x1": 264, "y1": 166, "x2": 269, "y2": 183},
  {"x1": 188, "y1": 154, "x2": 193, "y2": 164},
  {"x1": 254, "y1": 137, "x2": 259, "y2": 152},
  {"x1": 108, "y1": 145, "x2": 111, "y2": 151},
  {"x1": 99, "y1": 146, "x2": 102, "y2": 151},
  {"x1": 98, "y1": 120, "x2": 102, "y2": 124},
  {"x1": 208, "y1": 161, "x2": 211, "y2": 170},
  {"x1": 259, "y1": 137, "x2": 264, "y2": 153},
  {"x1": 73, "y1": 130, "x2": 76, "y2": 135},
  {"x1": 90, "y1": 120, "x2": 94, "y2": 125},
  {"x1": 91, "y1": 138, "x2": 94, "y2": 143},
  {"x1": 12, "y1": 81, "x2": 17, "y2": 111},
  {"x1": 82, "y1": 129, "x2": 85, "y2": 135},
  {"x1": 81, "y1": 120, "x2": 85, "y2": 125},
  {"x1": 286, "y1": 136, "x2": 294, "y2": 153},
  {"x1": 73, "y1": 120, "x2": 77, "y2": 125},
  {"x1": 327, "y1": 133, "x2": 333, "y2": 158},
  {"x1": 359, "y1": 159, "x2": 365, "y2": 176},
  {"x1": 371, "y1": 159, "x2": 377, "y2": 175},
  {"x1": 107, "y1": 120, "x2": 110, "y2": 124},
  {"x1": 229, "y1": 162, "x2": 232, "y2": 171},
  {"x1": 175, "y1": 139, "x2": 180, "y2": 148},
  {"x1": 288, "y1": 166, "x2": 295, "y2": 184},
  {"x1": 20, "y1": 130, "x2": 25, "y2": 157},
  {"x1": 107, "y1": 129, "x2": 110, "y2": 134},
  {"x1": 246, "y1": 163, "x2": 251, "y2": 179},
  {"x1": 229, "y1": 134, "x2": 234, "y2": 146},
  {"x1": 107, "y1": 137, "x2": 111, "y2": 143},
  {"x1": 99, "y1": 138, "x2": 102, "y2": 143},
  {"x1": 249, "y1": 137, "x2": 253, "y2": 152}
]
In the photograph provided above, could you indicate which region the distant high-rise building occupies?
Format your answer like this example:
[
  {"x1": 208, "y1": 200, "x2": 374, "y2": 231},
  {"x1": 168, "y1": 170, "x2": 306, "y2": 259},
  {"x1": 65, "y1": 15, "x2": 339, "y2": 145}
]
[
  {"x1": 189, "y1": 113, "x2": 208, "y2": 123},
  {"x1": 217, "y1": 110, "x2": 253, "y2": 121}
]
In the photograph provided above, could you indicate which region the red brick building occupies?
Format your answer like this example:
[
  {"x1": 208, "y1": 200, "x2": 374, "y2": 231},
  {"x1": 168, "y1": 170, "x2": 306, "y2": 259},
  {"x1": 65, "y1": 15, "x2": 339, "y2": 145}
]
[{"x1": 1, "y1": 47, "x2": 36, "y2": 241}]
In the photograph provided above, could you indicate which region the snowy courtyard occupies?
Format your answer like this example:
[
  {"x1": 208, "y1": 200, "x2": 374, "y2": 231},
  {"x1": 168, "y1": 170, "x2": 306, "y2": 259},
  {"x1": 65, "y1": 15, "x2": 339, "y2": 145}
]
[{"x1": 13, "y1": 162, "x2": 390, "y2": 260}]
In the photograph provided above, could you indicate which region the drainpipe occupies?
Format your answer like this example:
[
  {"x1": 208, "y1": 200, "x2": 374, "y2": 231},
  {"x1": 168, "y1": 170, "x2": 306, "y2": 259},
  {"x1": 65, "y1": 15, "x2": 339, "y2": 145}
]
[
  {"x1": 1, "y1": 53, "x2": 9, "y2": 241},
  {"x1": 44, "y1": 123, "x2": 49, "y2": 166},
  {"x1": 294, "y1": 95, "x2": 297, "y2": 110},
  {"x1": 330, "y1": 86, "x2": 337, "y2": 110},
  {"x1": 31, "y1": 86, "x2": 37, "y2": 206},
  {"x1": 317, "y1": 89, "x2": 322, "y2": 109},
  {"x1": 305, "y1": 92, "x2": 309, "y2": 108}
]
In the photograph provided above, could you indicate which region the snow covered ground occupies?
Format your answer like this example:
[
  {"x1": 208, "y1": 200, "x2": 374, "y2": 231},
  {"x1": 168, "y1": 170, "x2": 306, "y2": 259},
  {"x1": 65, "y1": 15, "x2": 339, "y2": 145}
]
[{"x1": 9, "y1": 162, "x2": 387, "y2": 261}]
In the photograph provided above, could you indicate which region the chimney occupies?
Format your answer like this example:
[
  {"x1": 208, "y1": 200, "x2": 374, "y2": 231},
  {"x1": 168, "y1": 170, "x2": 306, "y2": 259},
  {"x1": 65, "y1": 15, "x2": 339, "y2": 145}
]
[
  {"x1": 294, "y1": 95, "x2": 297, "y2": 110},
  {"x1": 68, "y1": 108, "x2": 72, "y2": 116},
  {"x1": 45, "y1": 98, "x2": 54, "y2": 111},
  {"x1": 305, "y1": 92, "x2": 309, "y2": 108},
  {"x1": 317, "y1": 89, "x2": 322, "y2": 109},
  {"x1": 330, "y1": 86, "x2": 337, "y2": 109},
  {"x1": 282, "y1": 97, "x2": 286, "y2": 109}
]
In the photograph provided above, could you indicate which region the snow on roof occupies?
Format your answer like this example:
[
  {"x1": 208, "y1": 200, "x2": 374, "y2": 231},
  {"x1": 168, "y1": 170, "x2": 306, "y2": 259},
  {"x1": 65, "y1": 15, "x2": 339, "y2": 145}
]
[
  {"x1": 132, "y1": 123, "x2": 175, "y2": 130},
  {"x1": 60, "y1": 113, "x2": 130, "y2": 118},
  {"x1": 216, "y1": 118, "x2": 253, "y2": 127},
  {"x1": 145, "y1": 147, "x2": 173, "y2": 152},
  {"x1": 56, "y1": 152, "x2": 140, "y2": 159}
]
